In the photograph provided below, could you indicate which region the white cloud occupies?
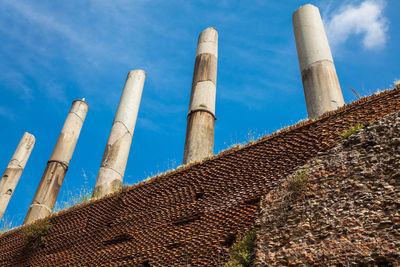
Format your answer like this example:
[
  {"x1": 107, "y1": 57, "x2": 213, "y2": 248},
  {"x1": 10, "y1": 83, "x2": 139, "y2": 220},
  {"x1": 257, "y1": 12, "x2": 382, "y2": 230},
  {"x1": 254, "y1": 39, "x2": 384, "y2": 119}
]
[
  {"x1": 0, "y1": 72, "x2": 33, "y2": 100},
  {"x1": 325, "y1": 0, "x2": 388, "y2": 50},
  {"x1": 43, "y1": 82, "x2": 68, "y2": 104},
  {"x1": 219, "y1": 84, "x2": 270, "y2": 110},
  {"x1": 0, "y1": 106, "x2": 16, "y2": 121},
  {"x1": 2, "y1": 0, "x2": 94, "y2": 53}
]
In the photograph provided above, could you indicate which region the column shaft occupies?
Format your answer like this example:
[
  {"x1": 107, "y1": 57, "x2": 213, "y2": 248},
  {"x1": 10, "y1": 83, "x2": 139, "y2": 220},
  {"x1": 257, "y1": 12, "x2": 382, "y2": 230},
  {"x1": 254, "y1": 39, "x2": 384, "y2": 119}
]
[
  {"x1": 183, "y1": 27, "x2": 218, "y2": 164},
  {"x1": 92, "y1": 70, "x2": 145, "y2": 198},
  {"x1": 24, "y1": 100, "x2": 88, "y2": 224},
  {"x1": 0, "y1": 132, "x2": 35, "y2": 220},
  {"x1": 293, "y1": 4, "x2": 344, "y2": 119}
]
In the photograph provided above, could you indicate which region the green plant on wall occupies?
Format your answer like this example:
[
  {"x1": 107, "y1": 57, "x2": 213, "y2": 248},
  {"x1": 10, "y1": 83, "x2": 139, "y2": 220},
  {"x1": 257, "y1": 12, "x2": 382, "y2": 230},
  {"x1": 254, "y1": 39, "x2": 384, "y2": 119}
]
[
  {"x1": 225, "y1": 230, "x2": 257, "y2": 267},
  {"x1": 287, "y1": 168, "x2": 309, "y2": 197},
  {"x1": 340, "y1": 123, "x2": 365, "y2": 139},
  {"x1": 23, "y1": 219, "x2": 52, "y2": 249}
]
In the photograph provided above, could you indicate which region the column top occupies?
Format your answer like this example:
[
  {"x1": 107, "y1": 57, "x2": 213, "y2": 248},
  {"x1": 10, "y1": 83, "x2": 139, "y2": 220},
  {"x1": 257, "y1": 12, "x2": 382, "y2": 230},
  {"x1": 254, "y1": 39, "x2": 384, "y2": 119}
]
[
  {"x1": 292, "y1": 3, "x2": 334, "y2": 71},
  {"x1": 113, "y1": 69, "x2": 146, "y2": 134},
  {"x1": 128, "y1": 69, "x2": 146, "y2": 78},
  {"x1": 293, "y1": 3, "x2": 317, "y2": 15},
  {"x1": 196, "y1": 27, "x2": 218, "y2": 58},
  {"x1": 71, "y1": 99, "x2": 89, "y2": 122},
  {"x1": 8, "y1": 132, "x2": 35, "y2": 168}
]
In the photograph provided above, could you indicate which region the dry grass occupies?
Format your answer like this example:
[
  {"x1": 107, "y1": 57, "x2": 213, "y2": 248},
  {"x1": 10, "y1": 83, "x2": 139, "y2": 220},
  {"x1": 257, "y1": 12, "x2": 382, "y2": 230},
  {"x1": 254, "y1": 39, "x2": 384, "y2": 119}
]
[
  {"x1": 23, "y1": 219, "x2": 52, "y2": 249},
  {"x1": 225, "y1": 230, "x2": 257, "y2": 267}
]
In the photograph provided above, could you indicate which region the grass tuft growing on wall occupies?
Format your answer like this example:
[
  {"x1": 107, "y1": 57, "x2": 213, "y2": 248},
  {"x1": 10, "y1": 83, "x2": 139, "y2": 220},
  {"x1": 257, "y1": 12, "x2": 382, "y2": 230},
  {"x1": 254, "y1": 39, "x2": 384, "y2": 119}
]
[
  {"x1": 53, "y1": 169, "x2": 92, "y2": 212},
  {"x1": 0, "y1": 216, "x2": 14, "y2": 234},
  {"x1": 23, "y1": 219, "x2": 52, "y2": 249},
  {"x1": 287, "y1": 169, "x2": 309, "y2": 197},
  {"x1": 340, "y1": 123, "x2": 365, "y2": 139},
  {"x1": 225, "y1": 230, "x2": 257, "y2": 267}
]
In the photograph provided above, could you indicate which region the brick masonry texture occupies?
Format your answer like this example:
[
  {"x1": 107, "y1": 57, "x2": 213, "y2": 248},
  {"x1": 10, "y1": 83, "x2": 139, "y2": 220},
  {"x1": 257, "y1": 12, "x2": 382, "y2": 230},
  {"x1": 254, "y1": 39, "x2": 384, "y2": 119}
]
[
  {"x1": 255, "y1": 112, "x2": 400, "y2": 266},
  {"x1": 0, "y1": 88, "x2": 400, "y2": 266}
]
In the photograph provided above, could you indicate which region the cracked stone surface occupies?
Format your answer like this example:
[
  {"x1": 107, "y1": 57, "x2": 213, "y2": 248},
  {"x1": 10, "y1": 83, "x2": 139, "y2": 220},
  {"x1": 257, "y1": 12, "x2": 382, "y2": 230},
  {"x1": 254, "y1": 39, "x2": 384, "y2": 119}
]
[{"x1": 255, "y1": 112, "x2": 400, "y2": 266}]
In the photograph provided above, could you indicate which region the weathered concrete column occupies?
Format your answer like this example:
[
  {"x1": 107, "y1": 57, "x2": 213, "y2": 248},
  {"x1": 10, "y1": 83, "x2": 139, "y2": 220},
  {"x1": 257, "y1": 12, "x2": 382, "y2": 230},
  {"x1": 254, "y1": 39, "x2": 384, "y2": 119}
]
[
  {"x1": 293, "y1": 4, "x2": 345, "y2": 119},
  {"x1": 24, "y1": 100, "x2": 88, "y2": 224},
  {"x1": 92, "y1": 70, "x2": 146, "y2": 198},
  {"x1": 183, "y1": 27, "x2": 218, "y2": 164},
  {"x1": 0, "y1": 132, "x2": 35, "y2": 220}
]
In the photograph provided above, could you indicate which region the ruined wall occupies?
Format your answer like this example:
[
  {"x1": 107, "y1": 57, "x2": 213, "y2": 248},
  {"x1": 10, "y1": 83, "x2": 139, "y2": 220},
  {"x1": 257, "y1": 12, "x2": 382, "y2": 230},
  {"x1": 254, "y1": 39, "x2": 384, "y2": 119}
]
[
  {"x1": 0, "y1": 88, "x2": 400, "y2": 266},
  {"x1": 255, "y1": 112, "x2": 400, "y2": 266}
]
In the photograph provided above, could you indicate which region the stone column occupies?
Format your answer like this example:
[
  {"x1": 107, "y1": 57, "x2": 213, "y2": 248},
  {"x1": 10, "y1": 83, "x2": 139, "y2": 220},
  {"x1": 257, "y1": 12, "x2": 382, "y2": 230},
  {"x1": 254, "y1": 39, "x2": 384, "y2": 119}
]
[
  {"x1": 183, "y1": 27, "x2": 218, "y2": 164},
  {"x1": 92, "y1": 70, "x2": 146, "y2": 198},
  {"x1": 24, "y1": 100, "x2": 88, "y2": 224},
  {"x1": 293, "y1": 4, "x2": 344, "y2": 119},
  {"x1": 0, "y1": 132, "x2": 35, "y2": 220}
]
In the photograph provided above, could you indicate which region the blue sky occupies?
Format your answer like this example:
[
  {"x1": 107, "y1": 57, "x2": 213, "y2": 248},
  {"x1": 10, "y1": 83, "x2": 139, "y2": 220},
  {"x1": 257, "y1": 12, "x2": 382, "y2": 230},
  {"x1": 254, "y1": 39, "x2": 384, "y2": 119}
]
[{"x1": 0, "y1": 0, "x2": 399, "y2": 227}]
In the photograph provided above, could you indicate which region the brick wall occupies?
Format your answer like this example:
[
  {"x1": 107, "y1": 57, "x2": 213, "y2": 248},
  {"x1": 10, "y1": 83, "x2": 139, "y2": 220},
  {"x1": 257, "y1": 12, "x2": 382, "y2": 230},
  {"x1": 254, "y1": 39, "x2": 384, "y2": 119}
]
[{"x1": 0, "y1": 88, "x2": 399, "y2": 266}]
